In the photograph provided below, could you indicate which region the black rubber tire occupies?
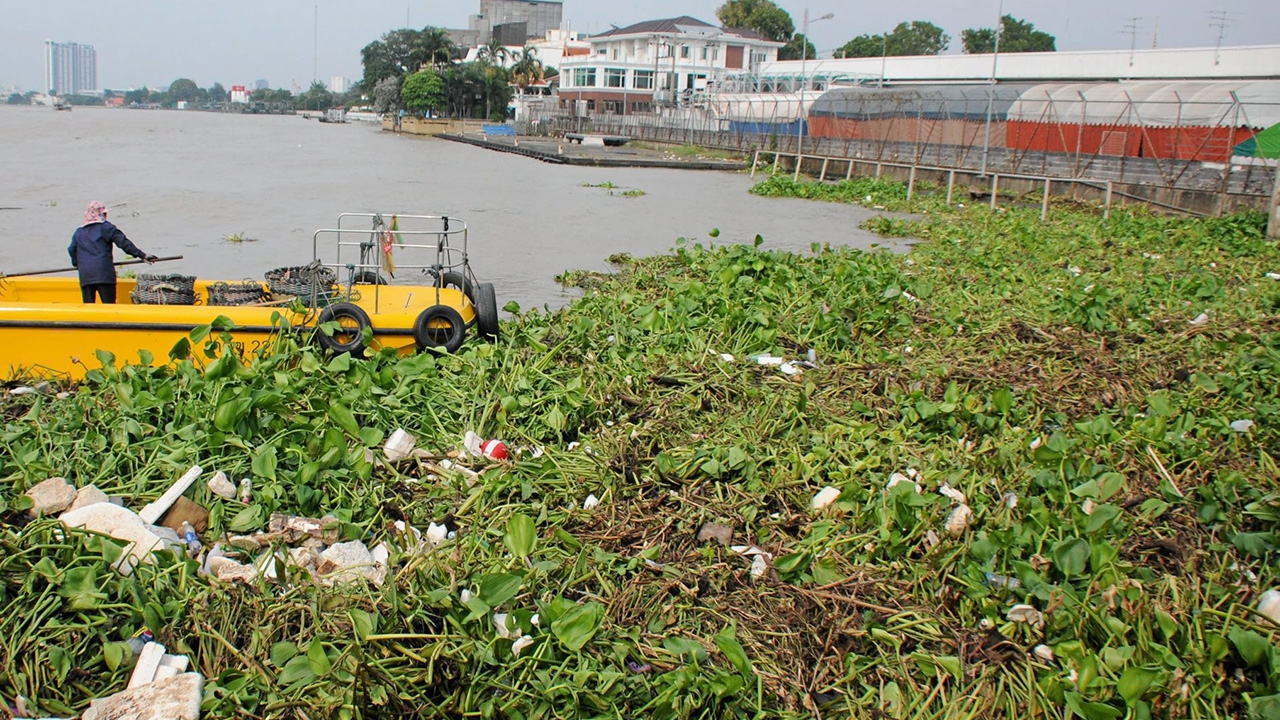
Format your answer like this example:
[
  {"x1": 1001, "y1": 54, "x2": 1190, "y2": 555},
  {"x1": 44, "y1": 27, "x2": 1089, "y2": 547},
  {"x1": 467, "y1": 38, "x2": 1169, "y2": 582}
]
[
  {"x1": 413, "y1": 305, "x2": 466, "y2": 353},
  {"x1": 317, "y1": 302, "x2": 372, "y2": 356},
  {"x1": 352, "y1": 270, "x2": 387, "y2": 285},
  {"x1": 439, "y1": 271, "x2": 475, "y2": 303},
  {"x1": 476, "y1": 282, "x2": 500, "y2": 341}
]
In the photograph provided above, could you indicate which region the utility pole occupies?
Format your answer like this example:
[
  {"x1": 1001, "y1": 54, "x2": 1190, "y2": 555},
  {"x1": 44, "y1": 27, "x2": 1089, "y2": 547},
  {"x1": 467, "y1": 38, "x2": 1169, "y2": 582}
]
[
  {"x1": 313, "y1": 5, "x2": 319, "y2": 84},
  {"x1": 796, "y1": 9, "x2": 834, "y2": 155},
  {"x1": 1123, "y1": 18, "x2": 1141, "y2": 67},
  {"x1": 979, "y1": 0, "x2": 1004, "y2": 176},
  {"x1": 879, "y1": 34, "x2": 887, "y2": 88}
]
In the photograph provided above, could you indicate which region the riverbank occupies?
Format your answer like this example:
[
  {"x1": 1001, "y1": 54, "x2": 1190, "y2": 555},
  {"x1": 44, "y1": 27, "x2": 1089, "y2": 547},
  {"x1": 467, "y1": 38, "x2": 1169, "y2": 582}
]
[
  {"x1": 1, "y1": 180, "x2": 1277, "y2": 717},
  {"x1": 437, "y1": 133, "x2": 748, "y2": 170}
]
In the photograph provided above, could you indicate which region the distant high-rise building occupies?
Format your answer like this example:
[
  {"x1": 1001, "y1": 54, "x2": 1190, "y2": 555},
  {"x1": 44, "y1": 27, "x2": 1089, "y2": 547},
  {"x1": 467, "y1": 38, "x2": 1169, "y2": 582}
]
[
  {"x1": 44, "y1": 40, "x2": 96, "y2": 95},
  {"x1": 254, "y1": 79, "x2": 270, "y2": 90},
  {"x1": 329, "y1": 76, "x2": 350, "y2": 93},
  {"x1": 463, "y1": 0, "x2": 562, "y2": 45}
]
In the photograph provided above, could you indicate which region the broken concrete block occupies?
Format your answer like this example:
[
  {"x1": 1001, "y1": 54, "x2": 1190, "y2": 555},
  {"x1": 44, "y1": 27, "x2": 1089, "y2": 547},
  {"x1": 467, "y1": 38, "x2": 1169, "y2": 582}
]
[
  {"x1": 81, "y1": 672, "x2": 203, "y2": 720},
  {"x1": 267, "y1": 513, "x2": 340, "y2": 543},
  {"x1": 67, "y1": 484, "x2": 111, "y2": 513},
  {"x1": 208, "y1": 556, "x2": 257, "y2": 584},
  {"x1": 26, "y1": 477, "x2": 78, "y2": 517},
  {"x1": 127, "y1": 642, "x2": 167, "y2": 689},
  {"x1": 137, "y1": 466, "x2": 203, "y2": 526},
  {"x1": 206, "y1": 471, "x2": 236, "y2": 499},
  {"x1": 160, "y1": 496, "x2": 209, "y2": 535},
  {"x1": 59, "y1": 503, "x2": 167, "y2": 576},
  {"x1": 319, "y1": 541, "x2": 386, "y2": 587}
]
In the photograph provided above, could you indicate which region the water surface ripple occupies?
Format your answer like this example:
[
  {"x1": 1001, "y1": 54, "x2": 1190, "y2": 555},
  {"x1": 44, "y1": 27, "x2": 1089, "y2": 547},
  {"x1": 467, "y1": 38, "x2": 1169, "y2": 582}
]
[{"x1": 0, "y1": 107, "x2": 907, "y2": 309}]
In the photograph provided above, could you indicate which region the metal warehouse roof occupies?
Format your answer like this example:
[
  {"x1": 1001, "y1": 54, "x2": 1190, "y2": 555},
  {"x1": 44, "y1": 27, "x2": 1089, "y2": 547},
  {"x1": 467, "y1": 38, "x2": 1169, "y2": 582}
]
[
  {"x1": 808, "y1": 84, "x2": 1037, "y2": 122},
  {"x1": 1006, "y1": 81, "x2": 1280, "y2": 128}
]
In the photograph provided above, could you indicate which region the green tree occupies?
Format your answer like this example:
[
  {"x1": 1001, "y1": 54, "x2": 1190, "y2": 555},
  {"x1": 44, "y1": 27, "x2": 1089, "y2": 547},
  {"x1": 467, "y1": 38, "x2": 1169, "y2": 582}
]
[
  {"x1": 168, "y1": 78, "x2": 200, "y2": 103},
  {"x1": 781, "y1": 35, "x2": 815, "y2": 61},
  {"x1": 962, "y1": 15, "x2": 1055, "y2": 53},
  {"x1": 401, "y1": 70, "x2": 446, "y2": 115},
  {"x1": 299, "y1": 81, "x2": 334, "y2": 111},
  {"x1": 510, "y1": 46, "x2": 546, "y2": 91},
  {"x1": 124, "y1": 87, "x2": 151, "y2": 105},
  {"x1": 716, "y1": 0, "x2": 795, "y2": 43},
  {"x1": 7, "y1": 93, "x2": 24, "y2": 105},
  {"x1": 359, "y1": 28, "x2": 421, "y2": 89},
  {"x1": 209, "y1": 83, "x2": 229, "y2": 103},
  {"x1": 840, "y1": 21, "x2": 949, "y2": 58}
]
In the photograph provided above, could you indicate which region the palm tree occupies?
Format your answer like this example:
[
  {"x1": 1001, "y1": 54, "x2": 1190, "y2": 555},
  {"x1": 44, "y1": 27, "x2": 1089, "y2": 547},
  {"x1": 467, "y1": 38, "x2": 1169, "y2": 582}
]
[
  {"x1": 415, "y1": 26, "x2": 457, "y2": 70},
  {"x1": 509, "y1": 47, "x2": 546, "y2": 92}
]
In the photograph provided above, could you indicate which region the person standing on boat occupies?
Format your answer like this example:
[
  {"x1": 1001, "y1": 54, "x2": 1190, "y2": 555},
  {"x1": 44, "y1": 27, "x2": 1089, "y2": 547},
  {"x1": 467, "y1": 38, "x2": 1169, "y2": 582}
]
[{"x1": 68, "y1": 201, "x2": 157, "y2": 303}]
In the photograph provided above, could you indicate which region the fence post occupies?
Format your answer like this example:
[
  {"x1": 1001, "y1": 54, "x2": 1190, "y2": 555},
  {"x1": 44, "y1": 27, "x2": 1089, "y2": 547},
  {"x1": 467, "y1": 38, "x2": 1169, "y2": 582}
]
[
  {"x1": 820, "y1": 158, "x2": 830, "y2": 182},
  {"x1": 990, "y1": 175, "x2": 999, "y2": 210},
  {"x1": 1104, "y1": 181, "x2": 1114, "y2": 219},
  {"x1": 946, "y1": 169, "x2": 956, "y2": 205},
  {"x1": 751, "y1": 149, "x2": 760, "y2": 179},
  {"x1": 1042, "y1": 178, "x2": 1051, "y2": 221},
  {"x1": 875, "y1": 162, "x2": 882, "y2": 179},
  {"x1": 794, "y1": 154, "x2": 803, "y2": 182},
  {"x1": 845, "y1": 160, "x2": 854, "y2": 181},
  {"x1": 908, "y1": 165, "x2": 917, "y2": 201},
  {"x1": 772, "y1": 152, "x2": 779, "y2": 176},
  {"x1": 1269, "y1": 164, "x2": 1280, "y2": 239}
]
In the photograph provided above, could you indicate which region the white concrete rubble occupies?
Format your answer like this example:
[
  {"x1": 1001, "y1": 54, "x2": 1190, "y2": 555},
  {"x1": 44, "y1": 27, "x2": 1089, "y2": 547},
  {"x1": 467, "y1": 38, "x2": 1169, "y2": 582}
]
[
  {"x1": 811, "y1": 486, "x2": 841, "y2": 510},
  {"x1": 384, "y1": 429, "x2": 418, "y2": 462},
  {"x1": 81, "y1": 672, "x2": 203, "y2": 720},
  {"x1": 138, "y1": 466, "x2": 203, "y2": 525},
  {"x1": 67, "y1": 484, "x2": 111, "y2": 513},
  {"x1": 206, "y1": 471, "x2": 236, "y2": 499},
  {"x1": 59, "y1": 503, "x2": 169, "y2": 576},
  {"x1": 320, "y1": 541, "x2": 386, "y2": 586}
]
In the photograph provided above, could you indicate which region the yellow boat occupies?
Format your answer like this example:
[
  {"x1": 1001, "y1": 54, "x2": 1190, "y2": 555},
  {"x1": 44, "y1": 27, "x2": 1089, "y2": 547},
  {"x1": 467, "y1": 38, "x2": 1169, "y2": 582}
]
[{"x1": 0, "y1": 213, "x2": 500, "y2": 381}]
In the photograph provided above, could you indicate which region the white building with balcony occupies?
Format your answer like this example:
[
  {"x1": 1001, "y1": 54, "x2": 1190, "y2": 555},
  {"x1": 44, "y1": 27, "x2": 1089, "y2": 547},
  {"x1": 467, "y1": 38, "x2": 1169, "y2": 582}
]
[{"x1": 557, "y1": 16, "x2": 783, "y2": 115}]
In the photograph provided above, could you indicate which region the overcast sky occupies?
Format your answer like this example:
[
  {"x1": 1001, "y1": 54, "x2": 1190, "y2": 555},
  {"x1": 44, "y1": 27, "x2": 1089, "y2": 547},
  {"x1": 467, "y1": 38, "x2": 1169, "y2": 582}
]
[{"x1": 1, "y1": 0, "x2": 1273, "y2": 92}]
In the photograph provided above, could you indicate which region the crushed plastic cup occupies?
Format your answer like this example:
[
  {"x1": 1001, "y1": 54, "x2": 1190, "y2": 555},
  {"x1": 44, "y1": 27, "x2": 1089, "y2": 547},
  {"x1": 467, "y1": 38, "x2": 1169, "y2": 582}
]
[
  {"x1": 945, "y1": 504, "x2": 972, "y2": 536},
  {"x1": 985, "y1": 572, "x2": 1022, "y2": 590},
  {"x1": 1257, "y1": 589, "x2": 1280, "y2": 625},
  {"x1": 238, "y1": 478, "x2": 252, "y2": 503},
  {"x1": 1007, "y1": 604, "x2": 1043, "y2": 628},
  {"x1": 481, "y1": 439, "x2": 509, "y2": 460}
]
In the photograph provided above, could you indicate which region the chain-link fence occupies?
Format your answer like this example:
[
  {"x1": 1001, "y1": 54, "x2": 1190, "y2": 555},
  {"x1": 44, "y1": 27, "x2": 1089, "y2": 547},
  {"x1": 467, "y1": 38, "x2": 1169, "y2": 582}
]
[{"x1": 518, "y1": 81, "x2": 1280, "y2": 202}]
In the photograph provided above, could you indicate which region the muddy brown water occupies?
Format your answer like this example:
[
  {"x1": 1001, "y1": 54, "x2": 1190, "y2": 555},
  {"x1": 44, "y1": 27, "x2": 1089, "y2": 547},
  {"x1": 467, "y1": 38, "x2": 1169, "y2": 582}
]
[{"x1": 0, "y1": 106, "x2": 909, "y2": 310}]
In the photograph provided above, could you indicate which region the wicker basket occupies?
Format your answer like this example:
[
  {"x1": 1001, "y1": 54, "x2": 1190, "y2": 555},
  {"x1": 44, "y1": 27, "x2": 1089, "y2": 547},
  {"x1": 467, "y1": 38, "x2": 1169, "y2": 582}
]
[
  {"x1": 131, "y1": 274, "x2": 199, "y2": 305},
  {"x1": 264, "y1": 263, "x2": 336, "y2": 297},
  {"x1": 207, "y1": 281, "x2": 266, "y2": 306}
]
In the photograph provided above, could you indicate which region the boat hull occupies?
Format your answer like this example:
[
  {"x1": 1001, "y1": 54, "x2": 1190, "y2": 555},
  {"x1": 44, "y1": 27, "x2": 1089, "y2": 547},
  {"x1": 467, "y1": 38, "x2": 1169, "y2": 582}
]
[{"x1": 0, "y1": 277, "x2": 475, "y2": 380}]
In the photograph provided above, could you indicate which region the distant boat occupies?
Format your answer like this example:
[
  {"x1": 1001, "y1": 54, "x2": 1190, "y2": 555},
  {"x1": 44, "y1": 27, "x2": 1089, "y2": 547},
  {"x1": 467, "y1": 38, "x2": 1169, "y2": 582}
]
[
  {"x1": 54, "y1": 103, "x2": 72, "y2": 112},
  {"x1": 318, "y1": 108, "x2": 348, "y2": 124}
]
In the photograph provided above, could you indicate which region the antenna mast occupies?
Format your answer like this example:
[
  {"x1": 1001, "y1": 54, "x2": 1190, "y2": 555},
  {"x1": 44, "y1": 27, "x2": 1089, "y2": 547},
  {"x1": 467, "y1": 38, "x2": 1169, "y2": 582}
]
[
  {"x1": 1122, "y1": 17, "x2": 1141, "y2": 67},
  {"x1": 1209, "y1": 10, "x2": 1232, "y2": 66}
]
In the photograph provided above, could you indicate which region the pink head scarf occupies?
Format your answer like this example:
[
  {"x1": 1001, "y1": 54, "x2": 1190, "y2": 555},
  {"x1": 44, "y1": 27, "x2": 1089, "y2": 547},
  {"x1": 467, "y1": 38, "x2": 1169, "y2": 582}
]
[{"x1": 83, "y1": 201, "x2": 108, "y2": 225}]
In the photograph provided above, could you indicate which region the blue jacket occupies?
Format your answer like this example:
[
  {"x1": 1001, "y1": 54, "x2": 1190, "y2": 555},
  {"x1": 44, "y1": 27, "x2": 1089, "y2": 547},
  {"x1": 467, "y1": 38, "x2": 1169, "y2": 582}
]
[{"x1": 68, "y1": 221, "x2": 147, "y2": 286}]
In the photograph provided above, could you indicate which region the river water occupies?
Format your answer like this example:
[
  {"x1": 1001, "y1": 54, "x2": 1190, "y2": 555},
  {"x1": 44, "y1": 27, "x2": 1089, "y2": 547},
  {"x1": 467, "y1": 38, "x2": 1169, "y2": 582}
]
[{"x1": 0, "y1": 106, "x2": 906, "y2": 309}]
